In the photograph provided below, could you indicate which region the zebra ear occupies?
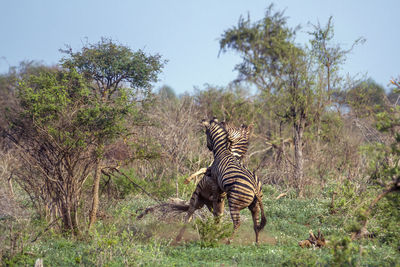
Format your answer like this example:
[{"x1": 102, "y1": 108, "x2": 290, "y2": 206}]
[
  {"x1": 202, "y1": 119, "x2": 210, "y2": 127},
  {"x1": 212, "y1": 116, "x2": 218, "y2": 123}
]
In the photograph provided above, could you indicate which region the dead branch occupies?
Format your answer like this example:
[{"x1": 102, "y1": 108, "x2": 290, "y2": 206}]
[
  {"x1": 248, "y1": 147, "x2": 272, "y2": 159},
  {"x1": 351, "y1": 117, "x2": 387, "y2": 144},
  {"x1": 352, "y1": 179, "x2": 399, "y2": 240},
  {"x1": 31, "y1": 217, "x2": 62, "y2": 243},
  {"x1": 275, "y1": 193, "x2": 287, "y2": 200}
]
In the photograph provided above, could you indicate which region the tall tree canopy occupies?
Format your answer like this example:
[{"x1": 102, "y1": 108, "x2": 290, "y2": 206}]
[
  {"x1": 219, "y1": 5, "x2": 362, "y2": 195},
  {"x1": 61, "y1": 38, "x2": 165, "y2": 229},
  {"x1": 61, "y1": 37, "x2": 164, "y2": 100}
]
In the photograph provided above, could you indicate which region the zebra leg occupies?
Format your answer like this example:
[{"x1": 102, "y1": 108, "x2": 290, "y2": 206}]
[
  {"x1": 176, "y1": 191, "x2": 204, "y2": 242},
  {"x1": 210, "y1": 179, "x2": 225, "y2": 222},
  {"x1": 186, "y1": 189, "x2": 205, "y2": 223},
  {"x1": 248, "y1": 198, "x2": 261, "y2": 244},
  {"x1": 210, "y1": 196, "x2": 224, "y2": 224},
  {"x1": 227, "y1": 199, "x2": 241, "y2": 244},
  {"x1": 174, "y1": 225, "x2": 188, "y2": 244}
]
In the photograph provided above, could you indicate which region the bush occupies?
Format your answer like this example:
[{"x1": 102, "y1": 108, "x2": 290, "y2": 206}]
[{"x1": 194, "y1": 217, "x2": 233, "y2": 248}]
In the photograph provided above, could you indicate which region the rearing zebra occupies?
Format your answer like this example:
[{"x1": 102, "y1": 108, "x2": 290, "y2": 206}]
[
  {"x1": 225, "y1": 122, "x2": 252, "y2": 161},
  {"x1": 174, "y1": 122, "x2": 252, "y2": 243},
  {"x1": 203, "y1": 118, "x2": 266, "y2": 243},
  {"x1": 184, "y1": 122, "x2": 252, "y2": 221}
]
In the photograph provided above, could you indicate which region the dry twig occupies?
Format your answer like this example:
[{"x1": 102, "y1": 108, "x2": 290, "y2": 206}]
[{"x1": 275, "y1": 193, "x2": 287, "y2": 200}]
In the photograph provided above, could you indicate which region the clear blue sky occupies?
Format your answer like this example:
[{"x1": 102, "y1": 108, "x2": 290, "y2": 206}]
[{"x1": 1, "y1": 0, "x2": 399, "y2": 94}]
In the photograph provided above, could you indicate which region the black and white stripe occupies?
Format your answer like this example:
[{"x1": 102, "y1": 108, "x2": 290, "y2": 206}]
[
  {"x1": 203, "y1": 118, "x2": 266, "y2": 243},
  {"x1": 184, "y1": 122, "x2": 252, "y2": 222}
]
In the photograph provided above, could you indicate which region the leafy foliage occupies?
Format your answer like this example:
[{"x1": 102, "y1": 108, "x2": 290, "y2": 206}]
[
  {"x1": 219, "y1": 4, "x2": 297, "y2": 91},
  {"x1": 3, "y1": 194, "x2": 399, "y2": 266},
  {"x1": 346, "y1": 79, "x2": 389, "y2": 117},
  {"x1": 193, "y1": 217, "x2": 233, "y2": 248},
  {"x1": 61, "y1": 37, "x2": 165, "y2": 99},
  {"x1": 194, "y1": 84, "x2": 256, "y2": 123},
  {"x1": 219, "y1": 5, "x2": 365, "y2": 196},
  {"x1": 1, "y1": 5, "x2": 399, "y2": 267}
]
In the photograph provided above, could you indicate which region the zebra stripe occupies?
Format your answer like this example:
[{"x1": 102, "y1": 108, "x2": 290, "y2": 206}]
[
  {"x1": 223, "y1": 122, "x2": 252, "y2": 160},
  {"x1": 203, "y1": 118, "x2": 266, "y2": 244},
  {"x1": 175, "y1": 121, "x2": 254, "y2": 244},
  {"x1": 184, "y1": 121, "x2": 252, "y2": 222}
]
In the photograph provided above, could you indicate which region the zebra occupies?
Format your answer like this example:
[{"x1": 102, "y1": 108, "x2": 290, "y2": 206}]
[
  {"x1": 225, "y1": 123, "x2": 252, "y2": 161},
  {"x1": 185, "y1": 123, "x2": 252, "y2": 221},
  {"x1": 203, "y1": 118, "x2": 266, "y2": 244},
  {"x1": 174, "y1": 122, "x2": 252, "y2": 242}
]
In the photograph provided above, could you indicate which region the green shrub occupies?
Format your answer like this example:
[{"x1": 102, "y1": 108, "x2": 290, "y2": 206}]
[
  {"x1": 329, "y1": 236, "x2": 362, "y2": 266},
  {"x1": 194, "y1": 217, "x2": 233, "y2": 248}
]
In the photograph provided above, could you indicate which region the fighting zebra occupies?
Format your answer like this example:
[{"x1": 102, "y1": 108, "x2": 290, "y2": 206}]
[
  {"x1": 203, "y1": 118, "x2": 266, "y2": 244},
  {"x1": 174, "y1": 122, "x2": 252, "y2": 242},
  {"x1": 185, "y1": 122, "x2": 252, "y2": 221},
  {"x1": 225, "y1": 123, "x2": 252, "y2": 160}
]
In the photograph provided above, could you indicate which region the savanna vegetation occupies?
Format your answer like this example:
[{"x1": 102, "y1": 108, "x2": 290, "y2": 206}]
[{"x1": 0, "y1": 5, "x2": 399, "y2": 266}]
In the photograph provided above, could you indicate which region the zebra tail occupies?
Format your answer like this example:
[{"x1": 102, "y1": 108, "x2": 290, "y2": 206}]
[
  {"x1": 256, "y1": 194, "x2": 266, "y2": 231},
  {"x1": 170, "y1": 204, "x2": 189, "y2": 211},
  {"x1": 169, "y1": 203, "x2": 190, "y2": 212}
]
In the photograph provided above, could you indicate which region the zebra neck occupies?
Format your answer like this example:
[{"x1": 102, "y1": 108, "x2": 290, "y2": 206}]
[{"x1": 213, "y1": 147, "x2": 230, "y2": 159}]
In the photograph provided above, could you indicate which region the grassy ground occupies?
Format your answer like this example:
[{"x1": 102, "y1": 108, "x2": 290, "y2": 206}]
[{"x1": 3, "y1": 191, "x2": 400, "y2": 266}]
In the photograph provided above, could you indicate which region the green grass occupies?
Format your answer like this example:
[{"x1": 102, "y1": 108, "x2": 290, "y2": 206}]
[{"x1": 3, "y1": 193, "x2": 400, "y2": 266}]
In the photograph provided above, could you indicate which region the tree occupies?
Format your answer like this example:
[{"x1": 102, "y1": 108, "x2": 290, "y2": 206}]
[
  {"x1": 0, "y1": 61, "x2": 58, "y2": 131},
  {"x1": 5, "y1": 69, "x2": 97, "y2": 234},
  {"x1": 346, "y1": 79, "x2": 389, "y2": 118},
  {"x1": 352, "y1": 76, "x2": 400, "y2": 240},
  {"x1": 219, "y1": 5, "x2": 296, "y2": 93},
  {"x1": 194, "y1": 84, "x2": 256, "y2": 123},
  {"x1": 219, "y1": 5, "x2": 313, "y2": 193},
  {"x1": 158, "y1": 85, "x2": 177, "y2": 102},
  {"x1": 219, "y1": 5, "x2": 362, "y2": 195},
  {"x1": 308, "y1": 17, "x2": 364, "y2": 147},
  {"x1": 60, "y1": 38, "x2": 165, "y2": 229},
  {"x1": 308, "y1": 17, "x2": 364, "y2": 103},
  {"x1": 2, "y1": 38, "x2": 165, "y2": 235}
]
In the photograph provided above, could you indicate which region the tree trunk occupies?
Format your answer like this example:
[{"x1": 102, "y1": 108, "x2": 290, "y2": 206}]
[
  {"x1": 59, "y1": 198, "x2": 80, "y2": 235},
  {"x1": 293, "y1": 119, "x2": 305, "y2": 196},
  {"x1": 71, "y1": 203, "x2": 80, "y2": 236},
  {"x1": 88, "y1": 159, "x2": 102, "y2": 230},
  {"x1": 60, "y1": 200, "x2": 74, "y2": 234}
]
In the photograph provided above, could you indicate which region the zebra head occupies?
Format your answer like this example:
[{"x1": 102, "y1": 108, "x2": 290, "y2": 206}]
[
  {"x1": 221, "y1": 122, "x2": 253, "y2": 160},
  {"x1": 202, "y1": 118, "x2": 229, "y2": 153}
]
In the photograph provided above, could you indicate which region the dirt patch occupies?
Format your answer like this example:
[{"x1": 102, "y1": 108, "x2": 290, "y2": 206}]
[
  {"x1": 146, "y1": 221, "x2": 276, "y2": 246},
  {"x1": 157, "y1": 223, "x2": 199, "y2": 242},
  {"x1": 231, "y1": 224, "x2": 276, "y2": 245},
  {"x1": 136, "y1": 199, "x2": 276, "y2": 246}
]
